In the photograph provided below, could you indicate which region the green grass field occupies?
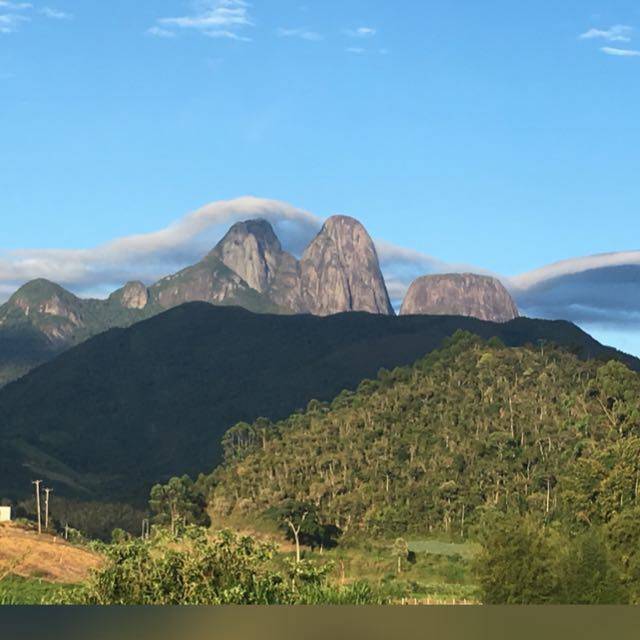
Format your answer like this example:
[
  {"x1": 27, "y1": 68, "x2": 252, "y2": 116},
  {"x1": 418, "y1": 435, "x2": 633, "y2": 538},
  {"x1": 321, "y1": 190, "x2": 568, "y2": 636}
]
[
  {"x1": 0, "y1": 576, "x2": 76, "y2": 605},
  {"x1": 407, "y1": 539, "x2": 480, "y2": 560},
  {"x1": 214, "y1": 513, "x2": 482, "y2": 604},
  {"x1": 285, "y1": 537, "x2": 481, "y2": 604}
]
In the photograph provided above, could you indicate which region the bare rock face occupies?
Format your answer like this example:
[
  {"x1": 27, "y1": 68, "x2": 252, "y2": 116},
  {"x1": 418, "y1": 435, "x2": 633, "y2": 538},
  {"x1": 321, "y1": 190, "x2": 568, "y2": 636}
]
[
  {"x1": 300, "y1": 216, "x2": 394, "y2": 316},
  {"x1": 400, "y1": 273, "x2": 519, "y2": 322},
  {"x1": 148, "y1": 254, "x2": 281, "y2": 315},
  {"x1": 211, "y1": 220, "x2": 305, "y2": 312},
  {"x1": 212, "y1": 220, "x2": 284, "y2": 294},
  {"x1": 116, "y1": 281, "x2": 149, "y2": 310}
]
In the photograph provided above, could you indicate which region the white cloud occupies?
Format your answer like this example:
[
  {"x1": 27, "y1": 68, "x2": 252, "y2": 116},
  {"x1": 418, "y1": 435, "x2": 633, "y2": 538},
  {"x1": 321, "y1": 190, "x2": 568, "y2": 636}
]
[
  {"x1": 580, "y1": 25, "x2": 633, "y2": 42},
  {"x1": 205, "y1": 29, "x2": 251, "y2": 41},
  {"x1": 159, "y1": 0, "x2": 251, "y2": 29},
  {"x1": 0, "y1": 11, "x2": 28, "y2": 33},
  {"x1": 40, "y1": 6, "x2": 71, "y2": 19},
  {"x1": 154, "y1": 0, "x2": 253, "y2": 40},
  {"x1": 147, "y1": 26, "x2": 176, "y2": 39},
  {"x1": 0, "y1": 197, "x2": 322, "y2": 299},
  {"x1": 0, "y1": 1, "x2": 33, "y2": 9},
  {"x1": 0, "y1": 2, "x2": 70, "y2": 33},
  {"x1": 508, "y1": 251, "x2": 640, "y2": 291},
  {"x1": 346, "y1": 47, "x2": 365, "y2": 54},
  {"x1": 601, "y1": 46, "x2": 640, "y2": 57},
  {"x1": 277, "y1": 27, "x2": 323, "y2": 41},
  {"x1": 344, "y1": 26, "x2": 376, "y2": 38}
]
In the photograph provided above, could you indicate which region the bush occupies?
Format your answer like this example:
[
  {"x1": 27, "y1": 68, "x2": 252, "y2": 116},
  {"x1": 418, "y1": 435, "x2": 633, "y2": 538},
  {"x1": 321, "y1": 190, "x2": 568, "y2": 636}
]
[
  {"x1": 59, "y1": 526, "x2": 383, "y2": 605},
  {"x1": 474, "y1": 514, "x2": 563, "y2": 604}
]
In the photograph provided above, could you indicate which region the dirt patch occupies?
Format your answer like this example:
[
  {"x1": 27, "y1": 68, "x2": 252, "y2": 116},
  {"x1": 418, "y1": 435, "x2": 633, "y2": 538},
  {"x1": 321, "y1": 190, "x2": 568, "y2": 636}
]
[{"x1": 0, "y1": 522, "x2": 102, "y2": 584}]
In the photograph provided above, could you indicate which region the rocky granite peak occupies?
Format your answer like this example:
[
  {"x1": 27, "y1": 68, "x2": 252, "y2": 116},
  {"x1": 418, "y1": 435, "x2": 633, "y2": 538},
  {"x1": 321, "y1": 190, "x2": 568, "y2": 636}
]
[
  {"x1": 211, "y1": 219, "x2": 290, "y2": 292},
  {"x1": 300, "y1": 215, "x2": 394, "y2": 316},
  {"x1": 400, "y1": 273, "x2": 519, "y2": 323},
  {"x1": 6, "y1": 279, "x2": 84, "y2": 326},
  {"x1": 112, "y1": 281, "x2": 149, "y2": 310}
]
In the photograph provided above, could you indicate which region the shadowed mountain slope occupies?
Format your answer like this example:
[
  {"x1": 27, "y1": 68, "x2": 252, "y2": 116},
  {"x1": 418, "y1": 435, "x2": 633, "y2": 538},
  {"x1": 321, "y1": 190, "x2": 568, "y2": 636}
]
[{"x1": 0, "y1": 303, "x2": 637, "y2": 505}]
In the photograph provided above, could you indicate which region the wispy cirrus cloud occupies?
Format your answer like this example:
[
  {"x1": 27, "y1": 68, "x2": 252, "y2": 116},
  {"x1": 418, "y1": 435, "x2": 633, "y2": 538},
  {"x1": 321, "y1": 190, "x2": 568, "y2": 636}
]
[
  {"x1": 0, "y1": 14, "x2": 27, "y2": 33},
  {"x1": 344, "y1": 26, "x2": 376, "y2": 38},
  {"x1": 277, "y1": 27, "x2": 323, "y2": 42},
  {"x1": 601, "y1": 46, "x2": 640, "y2": 57},
  {"x1": 0, "y1": 1, "x2": 71, "y2": 33},
  {"x1": 580, "y1": 25, "x2": 633, "y2": 42},
  {"x1": 40, "y1": 6, "x2": 71, "y2": 20},
  {"x1": 0, "y1": 1, "x2": 33, "y2": 8},
  {"x1": 146, "y1": 26, "x2": 176, "y2": 39},
  {"x1": 151, "y1": 0, "x2": 253, "y2": 40},
  {"x1": 0, "y1": 0, "x2": 30, "y2": 34},
  {"x1": 206, "y1": 29, "x2": 251, "y2": 41},
  {"x1": 343, "y1": 26, "x2": 386, "y2": 55},
  {"x1": 580, "y1": 24, "x2": 640, "y2": 59}
]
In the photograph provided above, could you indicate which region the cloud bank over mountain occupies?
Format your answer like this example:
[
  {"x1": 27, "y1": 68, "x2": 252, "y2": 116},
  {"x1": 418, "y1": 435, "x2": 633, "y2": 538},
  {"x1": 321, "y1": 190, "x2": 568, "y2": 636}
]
[{"x1": 0, "y1": 197, "x2": 638, "y2": 353}]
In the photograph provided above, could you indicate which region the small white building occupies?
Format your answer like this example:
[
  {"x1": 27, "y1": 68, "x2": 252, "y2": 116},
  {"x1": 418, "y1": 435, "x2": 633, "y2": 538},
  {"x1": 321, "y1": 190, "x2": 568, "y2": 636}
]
[{"x1": 0, "y1": 506, "x2": 11, "y2": 522}]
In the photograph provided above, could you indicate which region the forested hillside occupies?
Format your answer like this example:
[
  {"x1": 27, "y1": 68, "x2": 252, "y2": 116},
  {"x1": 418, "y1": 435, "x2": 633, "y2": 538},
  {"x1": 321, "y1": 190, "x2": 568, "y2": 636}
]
[
  {"x1": 3, "y1": 303, "x2": 634, "y2": 505},
  {"x1": 209, "y1": 332, "x2": 640, "y2": 538}
]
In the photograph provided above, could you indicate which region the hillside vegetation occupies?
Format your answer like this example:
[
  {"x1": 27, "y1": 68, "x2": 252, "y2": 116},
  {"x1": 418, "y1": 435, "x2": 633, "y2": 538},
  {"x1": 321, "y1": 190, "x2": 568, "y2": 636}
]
[
  {"x1": 2, "y1": 304, "x2": 634, "y2": 508},
  {"x1": 209, "y1": 331, "x2": 640, "y2": 539}
]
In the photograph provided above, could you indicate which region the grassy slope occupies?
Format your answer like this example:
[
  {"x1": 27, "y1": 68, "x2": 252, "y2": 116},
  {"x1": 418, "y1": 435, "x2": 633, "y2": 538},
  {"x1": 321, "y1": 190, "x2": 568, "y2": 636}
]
[{"x1": 0, "y1": 522, "x2": 101, "y2": 604}]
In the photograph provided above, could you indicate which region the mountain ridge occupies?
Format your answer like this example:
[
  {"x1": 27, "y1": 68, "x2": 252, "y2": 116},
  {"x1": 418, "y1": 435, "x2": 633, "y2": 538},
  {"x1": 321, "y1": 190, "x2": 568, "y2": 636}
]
[
  {"x1": 0, "y1": 216, "x2": 395, "y2": 386},
  {"x1": 0, "y1": 302, "x2": 637, "y2": 507}
]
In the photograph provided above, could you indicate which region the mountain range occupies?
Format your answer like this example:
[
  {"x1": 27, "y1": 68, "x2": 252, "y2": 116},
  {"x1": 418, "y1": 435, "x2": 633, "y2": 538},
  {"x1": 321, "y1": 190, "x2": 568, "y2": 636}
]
[
  {"x1": 0, "y1": 302, "x2": 636, "y2": 508},
  {"x1": 0, "y1": 215, "x2": 515, "y2": 387}
]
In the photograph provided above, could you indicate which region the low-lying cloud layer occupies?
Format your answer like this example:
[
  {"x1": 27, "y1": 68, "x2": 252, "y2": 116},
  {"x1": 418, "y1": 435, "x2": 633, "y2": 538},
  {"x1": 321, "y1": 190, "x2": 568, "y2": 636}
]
[
  {"x1": 1, "y1": 196, "x2": 638, "y2": 352},
  {"x1": 0, "y1": 197, "x2": 320, "y2": 299}
]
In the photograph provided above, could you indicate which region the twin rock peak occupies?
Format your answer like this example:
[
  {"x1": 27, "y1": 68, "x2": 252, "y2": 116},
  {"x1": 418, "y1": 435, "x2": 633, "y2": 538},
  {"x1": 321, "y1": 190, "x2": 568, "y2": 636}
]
[
  {"x1": 210, "y1": 215, "x2": 394, "y2": 316},
  {"x1": 207, "y1": 215, "x2": 518, "y2": 322}
]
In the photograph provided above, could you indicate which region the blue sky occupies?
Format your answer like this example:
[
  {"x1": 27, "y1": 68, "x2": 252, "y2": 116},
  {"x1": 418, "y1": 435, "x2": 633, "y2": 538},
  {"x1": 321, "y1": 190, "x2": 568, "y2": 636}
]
[{"x1": 1, "y1": 1, "x2": 639, "y2": 353}]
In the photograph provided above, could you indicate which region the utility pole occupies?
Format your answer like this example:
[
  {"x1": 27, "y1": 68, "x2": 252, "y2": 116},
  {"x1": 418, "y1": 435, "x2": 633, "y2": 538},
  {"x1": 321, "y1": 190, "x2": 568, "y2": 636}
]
[
  {"x1": 44, "y1": 487, "x2": 53, "y2": 531},
  {"x1": 32, "y1": 480, "x2": 42, "y2": 535}
]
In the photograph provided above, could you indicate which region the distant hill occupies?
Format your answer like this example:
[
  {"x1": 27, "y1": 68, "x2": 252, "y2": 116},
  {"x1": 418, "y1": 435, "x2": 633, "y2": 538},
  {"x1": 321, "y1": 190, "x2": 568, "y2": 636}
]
[{"x1": 0, "y1": 303, "x2": 636, "y2": 506}]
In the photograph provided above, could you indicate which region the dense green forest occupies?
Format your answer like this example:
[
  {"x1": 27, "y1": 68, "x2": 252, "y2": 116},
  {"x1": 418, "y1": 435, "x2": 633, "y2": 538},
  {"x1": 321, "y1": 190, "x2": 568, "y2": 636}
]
[
  {"x1": 208, "y1": 331, "x2": 640, "y2": 541},
  {"x1": 194, "y1": 331, "x2": 640, "y2": 602}
]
